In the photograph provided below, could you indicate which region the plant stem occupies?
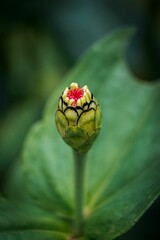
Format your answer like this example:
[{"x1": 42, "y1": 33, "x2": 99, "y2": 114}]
[{"x1": 73, "y1": 150, "x2": 87, "y2": 236}]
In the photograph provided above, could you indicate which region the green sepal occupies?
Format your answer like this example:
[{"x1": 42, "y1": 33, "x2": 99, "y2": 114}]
[
  {"x1": 78, "y1": 109, "x2": 96, "y2": 136},
  {"x1": 55, "y1": 110, "x2": 68, "y2": 137},
  {"x1": 63, "y1": 126, "x2": 101, "y2": 153},
  {"x1": 63, "y1": 126, "x2": 88, "y2": 152},
  {"x1": 95, "y1": 105, "x2": 102, "y2": 129},
  {"x1": 65, "y1": 107, "x2": 78, "y2": 126}
]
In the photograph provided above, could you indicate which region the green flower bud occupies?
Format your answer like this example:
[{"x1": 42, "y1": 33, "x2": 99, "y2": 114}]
[{"x1": 55, "y1": 82, "x2": 102, "y2": 153}]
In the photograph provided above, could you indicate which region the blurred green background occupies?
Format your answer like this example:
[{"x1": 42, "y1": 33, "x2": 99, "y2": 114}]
[{"x1": 0, "y1": 0, "x2": 159, "y2": 239}]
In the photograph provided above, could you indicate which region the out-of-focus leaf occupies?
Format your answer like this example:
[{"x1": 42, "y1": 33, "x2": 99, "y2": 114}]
[
  {"x1": 23, "y1": 28, "x2": 160, "y2": 239},
  {"x1": 0, "y1": 101, "x2": 41, "y2": 171},
  {"x1": 4, "y1": 27, "x2": 70, "y2": 99}
]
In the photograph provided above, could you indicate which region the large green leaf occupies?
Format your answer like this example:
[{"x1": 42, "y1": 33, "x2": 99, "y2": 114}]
[{"x1": 22, "y1": 28, "x2": 160, "y2": 239}]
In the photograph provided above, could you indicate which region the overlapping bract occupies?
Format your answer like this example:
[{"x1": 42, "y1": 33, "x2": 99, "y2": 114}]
[{"x1": 55, "y1": 83, "x2": 102, "y2": 153}]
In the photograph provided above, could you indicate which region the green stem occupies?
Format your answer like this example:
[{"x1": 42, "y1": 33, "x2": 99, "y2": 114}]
[{"x1": 73, "y1": 150, "x2": 87, "y2": 236}]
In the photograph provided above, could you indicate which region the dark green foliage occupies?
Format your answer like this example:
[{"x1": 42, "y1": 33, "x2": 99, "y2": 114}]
[{"x1": 0, "y1": 28, "x2": 159, "y2": 240}]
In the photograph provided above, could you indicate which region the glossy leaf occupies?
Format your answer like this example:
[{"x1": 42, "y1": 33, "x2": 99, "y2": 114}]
[{"x1": 23, "y1": 28, "x2": 160, "y2": 239}]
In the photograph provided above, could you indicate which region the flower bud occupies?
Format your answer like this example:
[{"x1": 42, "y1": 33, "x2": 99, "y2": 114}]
[{"x1": 55, "y1": 82, "x2": 102, "y2": 153}]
